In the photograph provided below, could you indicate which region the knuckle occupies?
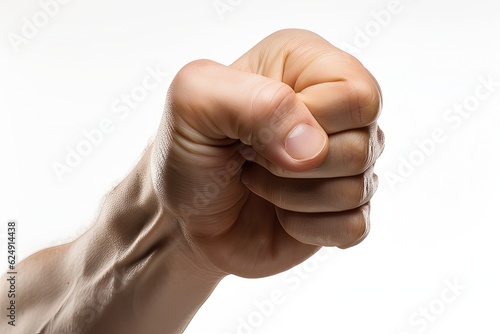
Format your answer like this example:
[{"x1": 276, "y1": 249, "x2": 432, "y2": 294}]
[
  {"x1": 343, "y1": 173, "x2": 370, "y2": 208},
  {"x1": 171, "y1": 59, "x2": 214, "y2": 109},
  {"x1": 360, "y1": 169, "x2": 378, "y2": 203},
  {"x1": 361, "y1": 173, "x2": 370, "y2": 203},
  {"x1": 249, "y1": 82, "x2": 295, "y2": 146},
  {"x1": 357, "y1": 174, "x2": 370, "y2": 205},
  {"x1": 366, "y1": 123, "x2": 384, "y2": 163},
  {"x1": 377, "y1": 125, "x2": 386, "y2": 155},
  {"x1": 340, "y1": 206, "x2": 370, "y2": 247},
  {"x1": 346, "y1": 79, "x2": 381, "y2": 127},
  {"x1": 174, "y1": 59, "x2": 211, "y2": 88},
  {"x1": 347, "y1": 219, "x2": 365, "y2": 242},
  {"x1": 345, "y1": 129, "x2": 372, "y2": 173},
  {"x1": 252, "y1": 81, "x2": 295, "y2": 114}
]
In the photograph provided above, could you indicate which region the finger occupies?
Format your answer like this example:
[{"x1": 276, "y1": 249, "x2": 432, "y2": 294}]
[
  {"x1": 240, "y1": 124, "x2": 385, "y2": 178},
  {"x1": 241, "y1": 163, "x2": 378, "y2": 213},
  {"x1": 292, "y1": 49, "x2": 382, "y2": 133},
  {"x1": 169, "y1": 59, "x2": 329, "y2": 172},
  {"x1": 231, "y1": 29, "x2": 382, "y2": 133},
  {"x1": 296, "y1": 78, "x2": 382, "y2": 133},
  {"x1": 276, "y1": 203, "x2": 371, "y2": 248}
]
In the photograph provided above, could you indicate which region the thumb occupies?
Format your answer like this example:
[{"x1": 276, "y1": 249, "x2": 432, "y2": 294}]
[{"x1": 170, "y1": 59, "x2": 328, "y2": 172}]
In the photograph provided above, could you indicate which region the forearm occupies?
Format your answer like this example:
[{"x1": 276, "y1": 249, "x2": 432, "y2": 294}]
[{"x1": 1, "y1": 146, "x2": 224, "y2": 334}]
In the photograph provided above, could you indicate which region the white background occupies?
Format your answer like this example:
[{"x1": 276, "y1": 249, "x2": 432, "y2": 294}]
[{"x1": 1, "y1": 0, "x2": 499, "y2": 333}]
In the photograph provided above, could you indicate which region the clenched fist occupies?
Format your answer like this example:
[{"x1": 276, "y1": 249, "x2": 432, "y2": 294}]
[
  {"x1": 151, "y1": 29, "x2": 384, "y2": 279},
  {"x1": 1, "y1": 29, "x2": 385, "y2": 334}
]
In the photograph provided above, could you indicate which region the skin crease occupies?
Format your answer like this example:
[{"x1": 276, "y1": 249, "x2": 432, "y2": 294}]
[{"x1": 0, "y1": 29, "x2": 384, "y2": 333}]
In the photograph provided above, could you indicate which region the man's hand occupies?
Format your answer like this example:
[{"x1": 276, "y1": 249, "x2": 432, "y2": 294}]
[
  {"x1": 1, "y1": 29, "x2": 384, "y2": 334},
  {"x1": 151, "y1": 29, "x2": 384, "y2": 279}
]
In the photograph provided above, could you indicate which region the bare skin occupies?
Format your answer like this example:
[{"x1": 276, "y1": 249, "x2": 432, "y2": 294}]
[{"x1": 1, "y1": 29, "x2": 384, "y2": 333}]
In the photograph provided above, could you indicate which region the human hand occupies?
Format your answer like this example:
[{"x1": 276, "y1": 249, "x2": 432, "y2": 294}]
[{"x1": 151, "y1": 29, "x2": 384, "y2": 278}]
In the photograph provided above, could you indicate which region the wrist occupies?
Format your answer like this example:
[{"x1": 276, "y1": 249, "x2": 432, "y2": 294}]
[{"x1": 72, "y1": 145, "x2": 225, "y2": 333}]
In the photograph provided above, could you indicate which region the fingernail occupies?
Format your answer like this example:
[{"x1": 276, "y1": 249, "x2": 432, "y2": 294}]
[{"x1": 285, "y1": 124, "x2": 326, "y2": 161}]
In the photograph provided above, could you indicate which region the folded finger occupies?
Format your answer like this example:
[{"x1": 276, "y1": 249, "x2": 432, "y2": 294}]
[
  {"x1": 276, "y1": 203, "x2": 371, "y2": 248},
  {"x1": 241, "y1": 163, "x2": 377, "y2": 213}
]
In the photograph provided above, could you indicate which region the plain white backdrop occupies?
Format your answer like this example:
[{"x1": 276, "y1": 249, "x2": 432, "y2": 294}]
[{"x1": 1, "y1": 0, "x2": 499, "y2": 333}]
